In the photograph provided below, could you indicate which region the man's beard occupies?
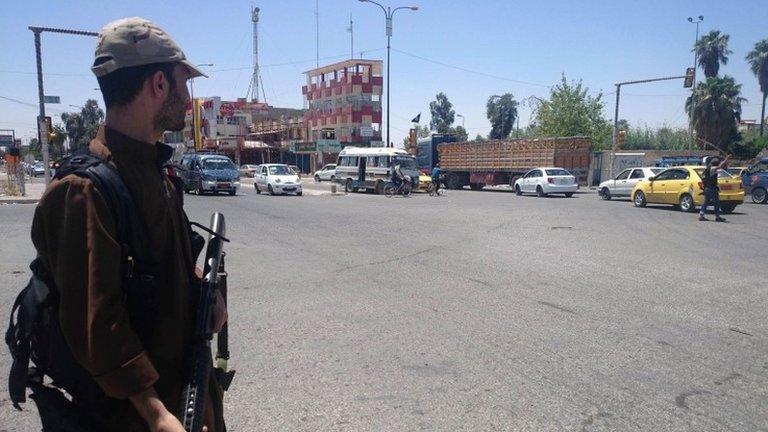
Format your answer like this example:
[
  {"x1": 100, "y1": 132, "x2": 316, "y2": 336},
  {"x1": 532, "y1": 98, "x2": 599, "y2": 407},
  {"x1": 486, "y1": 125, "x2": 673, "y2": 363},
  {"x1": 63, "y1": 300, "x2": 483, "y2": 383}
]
[{"x1": 154, "y1": 87, "x2": 187, "y2": 132}]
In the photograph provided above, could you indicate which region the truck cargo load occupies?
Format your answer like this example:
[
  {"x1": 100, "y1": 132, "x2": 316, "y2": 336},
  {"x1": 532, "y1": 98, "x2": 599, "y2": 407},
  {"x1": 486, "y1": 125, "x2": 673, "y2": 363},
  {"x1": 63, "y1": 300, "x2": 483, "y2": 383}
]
[{"x1": 438, "y1": 136, "x2": 591, "y2": 190}]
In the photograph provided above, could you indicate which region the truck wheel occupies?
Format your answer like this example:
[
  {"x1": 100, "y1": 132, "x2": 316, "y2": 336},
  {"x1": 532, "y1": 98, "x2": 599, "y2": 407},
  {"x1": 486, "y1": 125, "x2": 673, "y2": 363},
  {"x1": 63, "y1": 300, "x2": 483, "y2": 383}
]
[
  {"x1": 751, "y1": 187, "x2": 767, "y2": 204},
  {"x1": 345, "y1": 179, "x2": 354, "y2": 193},
  {"x1": 469, "y1": 183, "x2": 484, "y2": 191},
  {"x1": 600, "y1": 187, "x2": 611, "y2": 200},
  {"x1": 536, "y1": 186, "x2": 547, "y2": 197},
  {"x1": 515, "y1": 184, "x2": 522, "y2": 196}
]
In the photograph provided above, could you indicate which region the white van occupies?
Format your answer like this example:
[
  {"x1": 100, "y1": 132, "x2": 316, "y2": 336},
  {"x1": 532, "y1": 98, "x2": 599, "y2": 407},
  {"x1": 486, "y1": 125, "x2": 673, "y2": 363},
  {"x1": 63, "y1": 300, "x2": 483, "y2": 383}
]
[{"x1": 335, "y1": 147, "x2": 420, "y2": 194}]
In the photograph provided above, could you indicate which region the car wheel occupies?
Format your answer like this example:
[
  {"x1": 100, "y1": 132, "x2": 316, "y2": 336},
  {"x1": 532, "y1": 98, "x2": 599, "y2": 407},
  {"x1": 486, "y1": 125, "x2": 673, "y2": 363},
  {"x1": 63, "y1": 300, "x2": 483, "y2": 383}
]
[
  {"x1": 536, "y1": 185, "x2": 547, "y2": 197},
  {"x1": 679, "y1": 193, "x2": 695, "y2": 212},
  {"x1": 314, "y1": 175, "x2": 320, "y2": 182},
  {"x1": 345, "y1": 179, "x2": 354, "y2": 193},
  {"x1": 751, "y1": 187, "x2": 767, "y2": 204},
  {"x1": 633, "y1": 191, "x2": 647, "y2": 207},
  {"x1": 565, "y1": 192, "x2": 574, "y2": 198},
  {"x1": 297, "y1": 191, "x2": 303, "y2": 196},
  {"x1": 255, "y1": 183, "x2": 261, "y2": 194},
  {"x1": 268, "y1": 184, "x2": 275, "y2": 195},
  {"x1": 330, "y1": 175, "x2": 336, "y2": 183},
  {"x1": 515, "y1": 184, "x2": 522, "y2": 196},
  {"x1": 720, "y1": 203, "x2": 737, "y2": 214},
  {"x1": 229, "y1": 190, "x2": 236, "y2": 196},
  {"x1": 600, "y1": 187, "x2": 611, "y2": 200}
]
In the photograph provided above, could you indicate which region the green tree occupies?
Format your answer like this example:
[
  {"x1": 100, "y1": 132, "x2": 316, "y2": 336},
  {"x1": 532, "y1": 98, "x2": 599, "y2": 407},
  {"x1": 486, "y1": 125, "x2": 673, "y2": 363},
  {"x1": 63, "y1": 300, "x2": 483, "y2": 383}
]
[
  {"x1": 533, "y1": 75, "x2": 611, "y2": 150},
  {"x1": 486, "y1": 93, "x2": 518, "y2": 139},
  {"x1": 429, "y1": 92, "x2": 455, "y2": 133},
  {"x1": 448, "y1": 125, "x2": 468, "y2": 141},
  {"x1": 685, "y1": 76, "x2": 745, "y2": 152},
  {"x1": 474, "y1": 134, "x2": 486, "y2": 142},
  {"x1": 61, "y1": 99, "x2": 104, "y2": 152},
  {"x1": 416, "y1": 124, "x2": 430, "y2": 138},
  {"x1": 694, "y1": 30, "x2": 733, "y2": 78},
  {"x1": 49, "y1": 124, "x2": 67, "y2": 159},
  {"x1": 746, "y1": 39, "x2": 768, "y2": 136}
]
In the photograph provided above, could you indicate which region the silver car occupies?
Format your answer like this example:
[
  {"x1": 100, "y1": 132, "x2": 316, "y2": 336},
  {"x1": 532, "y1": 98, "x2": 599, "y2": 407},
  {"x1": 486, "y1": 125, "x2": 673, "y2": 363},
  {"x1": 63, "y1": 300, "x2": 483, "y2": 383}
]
[
  {"x1": 313, "y1": 164, "x2": 336, "y2": 182},
  {"x1": 598, "y1": 167, "x2": 665, "y2": 200}
]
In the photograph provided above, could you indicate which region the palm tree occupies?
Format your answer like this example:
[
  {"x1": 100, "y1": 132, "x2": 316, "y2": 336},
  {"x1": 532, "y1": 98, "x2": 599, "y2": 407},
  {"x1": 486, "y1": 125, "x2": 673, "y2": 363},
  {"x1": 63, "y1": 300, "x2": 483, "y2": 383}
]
[
  {"x1": 694, "y1": 30, "x2": 733, "y2": 78},
  {"x1": 746, "y1": 39, "x2": 768, "y2": 135},
  {"x1": 685, "y1": 76, "x2": 745, "y2": 151}
]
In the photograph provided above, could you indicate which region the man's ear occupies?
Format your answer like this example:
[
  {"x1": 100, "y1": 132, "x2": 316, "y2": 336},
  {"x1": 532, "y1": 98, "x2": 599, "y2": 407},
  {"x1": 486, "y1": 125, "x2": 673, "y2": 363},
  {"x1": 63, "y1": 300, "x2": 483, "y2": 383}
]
[{"x1": 149, "y1": 70, "x2": 170, "y2": 99}]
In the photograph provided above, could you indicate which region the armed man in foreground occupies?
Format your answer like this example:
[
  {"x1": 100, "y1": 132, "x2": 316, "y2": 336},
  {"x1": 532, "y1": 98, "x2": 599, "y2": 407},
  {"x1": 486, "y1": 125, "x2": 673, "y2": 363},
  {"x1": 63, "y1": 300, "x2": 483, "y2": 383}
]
[{"x1": 27, "y1": 18, "x2": 225, "y2": 431}]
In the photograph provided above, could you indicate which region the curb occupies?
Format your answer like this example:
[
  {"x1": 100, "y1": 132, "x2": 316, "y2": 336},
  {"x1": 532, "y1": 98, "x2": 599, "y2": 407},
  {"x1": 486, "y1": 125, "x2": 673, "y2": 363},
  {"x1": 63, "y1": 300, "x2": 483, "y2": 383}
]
[{"x1": 1, "y1": 198, "x2": 39, "y2": 205}]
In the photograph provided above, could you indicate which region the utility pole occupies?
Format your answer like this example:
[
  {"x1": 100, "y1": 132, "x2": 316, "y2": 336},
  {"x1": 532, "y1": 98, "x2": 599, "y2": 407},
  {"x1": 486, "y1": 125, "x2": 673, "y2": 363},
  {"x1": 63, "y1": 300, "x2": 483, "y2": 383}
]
[
  {"x1": 315, "y1": 0, "x2": 320, "y2": 68},
  {"x1": 29, "y1": 26, "x2": 98, "y2": 185},
  {"x1": 347, "y1": 14, "x2": 354, "y2": 60},
  {"x1": 611, "y1": 75, "x2": 687, "y2": 178},
  {"x1": 687, "y1": 16, "x2": 704, "y2": 153}
]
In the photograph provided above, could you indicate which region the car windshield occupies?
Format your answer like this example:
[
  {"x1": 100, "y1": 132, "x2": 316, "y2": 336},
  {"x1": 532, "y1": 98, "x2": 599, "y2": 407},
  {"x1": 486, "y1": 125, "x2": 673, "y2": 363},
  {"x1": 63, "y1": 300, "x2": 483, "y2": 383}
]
[
  {"x1": 694, "y1": 168, "x2": 733, "y2": 178},
  {"x1": 202, "y1": 158, "x2": 236, "y2": 170},
  {"x1": 393, "y1": 156, "x2": 417, "y2": 170},
  {"x1": 545, "y1": 169, "x2": 571, "y2": 176},
  {"x1": 268, "y1": 165, "x2": 294, "y2": 175}
]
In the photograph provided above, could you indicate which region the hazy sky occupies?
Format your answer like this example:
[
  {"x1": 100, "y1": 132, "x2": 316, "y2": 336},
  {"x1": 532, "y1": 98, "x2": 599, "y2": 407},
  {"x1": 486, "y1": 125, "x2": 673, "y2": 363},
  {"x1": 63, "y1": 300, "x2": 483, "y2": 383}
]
[{"x1": 1, "y1": 0, "x2": 766, "y2": 145}]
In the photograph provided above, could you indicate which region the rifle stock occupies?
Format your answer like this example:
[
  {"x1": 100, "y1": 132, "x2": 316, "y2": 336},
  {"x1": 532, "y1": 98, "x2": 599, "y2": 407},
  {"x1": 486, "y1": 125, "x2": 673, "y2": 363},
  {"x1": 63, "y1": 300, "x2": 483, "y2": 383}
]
[{"x1": 178, "y1": 213, "x2": 227, "y2": 432}]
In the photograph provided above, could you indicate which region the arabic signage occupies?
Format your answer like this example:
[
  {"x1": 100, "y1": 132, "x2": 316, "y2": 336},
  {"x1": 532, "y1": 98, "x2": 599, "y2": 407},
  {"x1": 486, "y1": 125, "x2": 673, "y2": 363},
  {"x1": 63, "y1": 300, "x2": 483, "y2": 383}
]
[
  {"x1": 292, "y1": 142, "x2": 317, "y2": 153},
  {"x1": 317, "y1": 139, "x2": 342, "y2": 152}
]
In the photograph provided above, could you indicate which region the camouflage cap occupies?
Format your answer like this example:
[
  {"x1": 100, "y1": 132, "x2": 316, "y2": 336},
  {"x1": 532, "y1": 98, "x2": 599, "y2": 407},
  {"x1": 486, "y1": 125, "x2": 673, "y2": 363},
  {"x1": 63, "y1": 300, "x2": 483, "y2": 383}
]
[{"x1": 91, "y1": 17, "x2": 206, "y2": 78}]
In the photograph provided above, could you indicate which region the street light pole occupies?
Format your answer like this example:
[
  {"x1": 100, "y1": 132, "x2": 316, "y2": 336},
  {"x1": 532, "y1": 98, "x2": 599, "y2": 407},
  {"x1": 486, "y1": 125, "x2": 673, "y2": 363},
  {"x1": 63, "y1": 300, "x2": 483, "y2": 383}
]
[
  {"x1": 359, "y1": 0, "x2": 418, "y2": 148},
  {"x1": 688, "y1": 15, "x2": 703, "y2": 153}
]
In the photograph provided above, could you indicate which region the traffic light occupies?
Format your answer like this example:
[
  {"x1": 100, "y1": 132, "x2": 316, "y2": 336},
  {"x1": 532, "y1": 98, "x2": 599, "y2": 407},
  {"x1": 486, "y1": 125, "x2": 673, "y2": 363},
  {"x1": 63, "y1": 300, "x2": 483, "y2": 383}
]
[{"x1": 684, "y1": 67, "x2": 695, "y2": 88}]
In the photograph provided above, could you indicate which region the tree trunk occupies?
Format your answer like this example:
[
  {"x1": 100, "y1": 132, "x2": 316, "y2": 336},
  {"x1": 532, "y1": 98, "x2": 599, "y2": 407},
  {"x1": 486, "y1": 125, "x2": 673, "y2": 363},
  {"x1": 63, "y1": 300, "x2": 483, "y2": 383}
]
[{"x1": 761, "y1": 92, "x2": 766, "y2": 136}]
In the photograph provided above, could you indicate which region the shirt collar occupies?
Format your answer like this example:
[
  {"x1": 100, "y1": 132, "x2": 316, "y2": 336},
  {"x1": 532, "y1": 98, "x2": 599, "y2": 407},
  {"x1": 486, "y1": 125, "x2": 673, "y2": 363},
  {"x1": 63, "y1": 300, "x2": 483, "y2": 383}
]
[{"x1": 97, "y1": 125, "x2": 175, "y2": 167}]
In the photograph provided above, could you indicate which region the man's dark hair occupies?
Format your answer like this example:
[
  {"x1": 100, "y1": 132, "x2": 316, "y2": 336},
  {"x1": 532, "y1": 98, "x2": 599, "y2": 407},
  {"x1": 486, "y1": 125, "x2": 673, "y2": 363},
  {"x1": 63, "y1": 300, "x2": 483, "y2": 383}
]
[{"x1": 95, "y1": 61, "x2": 177, "y2": 109}]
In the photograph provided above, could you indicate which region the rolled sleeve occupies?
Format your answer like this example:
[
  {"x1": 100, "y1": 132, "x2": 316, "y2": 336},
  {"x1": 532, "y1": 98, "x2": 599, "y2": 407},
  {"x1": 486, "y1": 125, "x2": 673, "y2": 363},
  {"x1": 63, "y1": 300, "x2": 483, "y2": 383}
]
[{"x1": 31, "y1": 176, "x2": 158, "y2": 399}]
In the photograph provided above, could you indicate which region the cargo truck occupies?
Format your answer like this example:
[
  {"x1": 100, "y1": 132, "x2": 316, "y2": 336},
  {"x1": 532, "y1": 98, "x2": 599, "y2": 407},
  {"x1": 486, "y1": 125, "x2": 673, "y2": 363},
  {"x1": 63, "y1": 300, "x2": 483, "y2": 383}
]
[
  {"x1": 415, "y1": 134, "x2": 457, "y2": 172},
  {"x1": 437, "y1": 136, "x2": 591, "y2": 190}
]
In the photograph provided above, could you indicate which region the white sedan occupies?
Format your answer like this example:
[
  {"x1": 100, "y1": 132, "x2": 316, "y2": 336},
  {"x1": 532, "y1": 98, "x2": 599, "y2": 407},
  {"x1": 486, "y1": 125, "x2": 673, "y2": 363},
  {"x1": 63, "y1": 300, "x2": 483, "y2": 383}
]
[
  {"x1": 254, "y1": 164, "x2": 303, "y2": 196},
  {"x1": 514, "y1": 167, "x2": 578, "y2": 197},
  {"x1": 314, "y1": 164, "x2": 336, "y2": 182},
  {"x1": 598, "y1": 167, "x2": 665, "y2": 200}
]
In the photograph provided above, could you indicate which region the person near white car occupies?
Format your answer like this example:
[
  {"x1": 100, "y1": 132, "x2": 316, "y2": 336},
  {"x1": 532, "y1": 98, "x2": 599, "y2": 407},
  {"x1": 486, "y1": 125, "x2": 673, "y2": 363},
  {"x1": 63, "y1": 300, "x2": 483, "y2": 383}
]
[
  {"x1": 598, "y1": 167, "x2": 665, "y2": 200},
  {"x1": 514, "y1": 167, "x2": 578, "y2": 197},
  {"x1": 254, "y1": 163, "x2": 303, "y2": 196}
]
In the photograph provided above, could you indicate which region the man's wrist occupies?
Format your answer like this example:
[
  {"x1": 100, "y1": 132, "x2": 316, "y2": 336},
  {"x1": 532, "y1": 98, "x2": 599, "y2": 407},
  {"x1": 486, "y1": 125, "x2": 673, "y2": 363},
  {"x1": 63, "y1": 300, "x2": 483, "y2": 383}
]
[{"x1": 129, "y1": 387, "x2": 171, "y2": 423}]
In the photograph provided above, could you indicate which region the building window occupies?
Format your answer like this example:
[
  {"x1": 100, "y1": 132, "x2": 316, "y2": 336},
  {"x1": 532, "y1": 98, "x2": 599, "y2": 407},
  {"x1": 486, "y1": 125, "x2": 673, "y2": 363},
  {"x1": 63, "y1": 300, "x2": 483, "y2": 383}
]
[{"x1": 321, "y1": 129, "x2": 336, "y2": 140}]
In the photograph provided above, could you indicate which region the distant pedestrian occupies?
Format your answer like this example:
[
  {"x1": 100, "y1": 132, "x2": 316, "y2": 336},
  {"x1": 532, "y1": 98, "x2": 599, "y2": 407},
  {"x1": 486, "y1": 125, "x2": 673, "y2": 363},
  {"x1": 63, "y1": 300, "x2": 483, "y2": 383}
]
[{"x1": 699, "y1": 155, "x2": 731, "y2": 222}]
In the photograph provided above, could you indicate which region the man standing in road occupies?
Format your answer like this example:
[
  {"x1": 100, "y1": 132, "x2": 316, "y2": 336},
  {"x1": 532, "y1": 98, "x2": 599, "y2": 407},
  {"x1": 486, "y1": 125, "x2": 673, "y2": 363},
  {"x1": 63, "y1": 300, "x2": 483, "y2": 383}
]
[
  {"x1": 30, "y1": 18, "x2": 225, "y2": 431},
  {"x1": 699, "y1": 155, "x2": 731, "y2": 222}
]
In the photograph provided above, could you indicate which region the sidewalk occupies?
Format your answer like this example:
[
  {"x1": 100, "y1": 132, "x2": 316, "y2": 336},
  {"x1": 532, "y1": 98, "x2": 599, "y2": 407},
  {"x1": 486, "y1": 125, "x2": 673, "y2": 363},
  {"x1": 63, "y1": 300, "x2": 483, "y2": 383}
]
[{"x1": 0, "y1": 180, "x2": 45, "y2": 205}]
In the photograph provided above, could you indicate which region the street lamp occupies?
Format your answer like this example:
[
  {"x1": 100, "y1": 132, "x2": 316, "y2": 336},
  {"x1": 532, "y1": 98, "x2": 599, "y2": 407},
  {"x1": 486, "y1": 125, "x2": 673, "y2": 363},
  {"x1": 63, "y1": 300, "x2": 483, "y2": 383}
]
[
  {"x1": 190, "y1": 63, "x2": 213, "y2": 149},
  {"x1": 687, "y1": 15, "x2": 703, "y2": 152},
  {"x1": 359, "y1": 0, "x2": 418, "y2": 147}
]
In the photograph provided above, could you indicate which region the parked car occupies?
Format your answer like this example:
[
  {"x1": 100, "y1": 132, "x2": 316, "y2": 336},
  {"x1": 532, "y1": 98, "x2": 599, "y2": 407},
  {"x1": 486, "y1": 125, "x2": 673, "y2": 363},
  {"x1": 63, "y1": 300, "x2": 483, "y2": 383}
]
[
  {"x1": 598, "y1": 167, "x2": 665, "y2": 200},
  {"x1": 313, "y1": 164, "x2": 336, "y2": 182},
  {"x1": 726, "y1": 167, "x2": 747, "y2": 177},
  {"x1": 631, "y1": 166, "x2": 744, "y2": 213},
  {"x1": 239, "y1": 164, "x2": 259, "y2": 178},
  {"x1": 254, "y1": 164, "x2": 303, "y2": 196},
  {"x1": 31, "y1": 163, "x2": 46, "y2": 177},
  {"x1": 740, "y1": 158, "x2": 768, "y2": 204},
  {"x1": 179, "y1": 153, "x2": 240, "y2": 195},
  {"x1": 514, "y1": 167, "x2": 578, "y2": 197}
]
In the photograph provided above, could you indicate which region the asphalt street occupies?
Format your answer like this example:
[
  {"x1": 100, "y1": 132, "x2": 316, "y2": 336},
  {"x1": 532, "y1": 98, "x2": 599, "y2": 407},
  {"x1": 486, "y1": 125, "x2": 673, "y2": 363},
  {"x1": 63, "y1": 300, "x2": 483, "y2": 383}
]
[{"x1": 1, "y1": 184, "x2": 767, "y2": 431}]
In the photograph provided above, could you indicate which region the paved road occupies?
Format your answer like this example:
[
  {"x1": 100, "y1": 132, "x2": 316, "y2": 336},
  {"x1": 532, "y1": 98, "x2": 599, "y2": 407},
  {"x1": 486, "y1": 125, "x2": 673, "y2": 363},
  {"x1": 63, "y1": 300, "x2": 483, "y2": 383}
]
[{"x1": 1, "y1": 186, "x2": 767, "y2": 431}]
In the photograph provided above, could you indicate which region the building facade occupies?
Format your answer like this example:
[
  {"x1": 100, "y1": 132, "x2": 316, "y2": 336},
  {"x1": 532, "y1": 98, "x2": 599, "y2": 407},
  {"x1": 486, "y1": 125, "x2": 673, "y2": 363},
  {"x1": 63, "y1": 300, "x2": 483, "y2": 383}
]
[{"x1": 302, "y1": 59, "x2": 383, "y2": 152}]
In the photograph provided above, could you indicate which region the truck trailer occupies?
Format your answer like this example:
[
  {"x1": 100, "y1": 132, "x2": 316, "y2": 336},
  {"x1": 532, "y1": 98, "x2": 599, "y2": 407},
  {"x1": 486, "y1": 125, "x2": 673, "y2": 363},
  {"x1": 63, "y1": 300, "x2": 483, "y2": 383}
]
[{"x1": 438, "y1": 136, "x2": 591, "y2": 190}]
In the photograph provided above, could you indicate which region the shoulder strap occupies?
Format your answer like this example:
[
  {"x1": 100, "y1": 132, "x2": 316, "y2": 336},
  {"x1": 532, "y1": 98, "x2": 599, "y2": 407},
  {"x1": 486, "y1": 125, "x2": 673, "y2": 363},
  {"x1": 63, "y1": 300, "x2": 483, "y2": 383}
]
[{"x1": 54, "y1": 154, "x2": 154, "y2": 267}]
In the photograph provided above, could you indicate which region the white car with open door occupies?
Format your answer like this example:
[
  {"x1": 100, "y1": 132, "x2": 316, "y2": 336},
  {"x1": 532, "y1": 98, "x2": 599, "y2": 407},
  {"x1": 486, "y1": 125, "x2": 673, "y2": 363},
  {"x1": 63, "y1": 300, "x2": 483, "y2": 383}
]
[
  {"x1": 254, "y1": 164, "x2": 303, "y2": 196},
  {"x1": 514, "y1": 167, "x2": 578, "y2": 197},
  {"x1": 314, "y1": 164, "x2": 336, "y2": 182},
  {"x1": 598, "y1": 167, "x2": 665, "y2": 200}
]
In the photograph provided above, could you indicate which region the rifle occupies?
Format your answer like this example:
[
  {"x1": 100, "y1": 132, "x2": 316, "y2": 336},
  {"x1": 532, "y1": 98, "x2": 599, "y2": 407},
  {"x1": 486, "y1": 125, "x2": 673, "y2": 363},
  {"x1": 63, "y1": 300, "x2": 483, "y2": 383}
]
[{"x1": 178, "y1": 213, "x2": 232, "y2": 432}]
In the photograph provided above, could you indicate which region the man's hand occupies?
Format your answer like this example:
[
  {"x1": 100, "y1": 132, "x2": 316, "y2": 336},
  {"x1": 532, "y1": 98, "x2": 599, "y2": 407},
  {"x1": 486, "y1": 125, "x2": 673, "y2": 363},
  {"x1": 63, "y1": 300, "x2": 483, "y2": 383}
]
[{"x1": 129, "y1": 387, "x2": 185, "y2": 432}]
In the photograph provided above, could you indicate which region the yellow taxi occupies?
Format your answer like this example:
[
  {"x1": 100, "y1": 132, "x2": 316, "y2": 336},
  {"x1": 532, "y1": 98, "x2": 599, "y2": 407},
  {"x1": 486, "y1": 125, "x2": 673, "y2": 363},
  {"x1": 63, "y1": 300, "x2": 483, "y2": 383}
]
[{"x1": 631, "y1": 166, "x2": 744, "y2": 213}]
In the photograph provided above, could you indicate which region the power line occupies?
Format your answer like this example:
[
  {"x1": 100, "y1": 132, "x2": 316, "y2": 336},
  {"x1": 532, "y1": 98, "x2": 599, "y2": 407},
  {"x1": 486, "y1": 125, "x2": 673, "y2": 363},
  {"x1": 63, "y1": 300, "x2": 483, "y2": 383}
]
[
  {"x1": 210, "y1": 48, "x2": 387, "y2": 73},
  {"x1": 392, "y1": 48, "x2": 551, "y2": 88}
]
